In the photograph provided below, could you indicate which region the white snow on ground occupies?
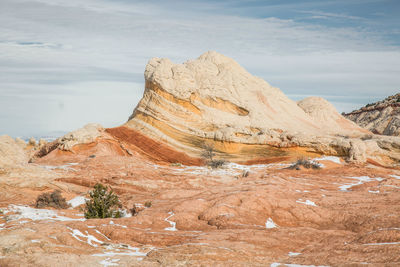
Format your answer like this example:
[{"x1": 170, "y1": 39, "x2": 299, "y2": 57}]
[
  {"x1": 368, "y1": 190, "x2": 379, "y2": 194},
  {"x1": 67, "y1": 196, "x2": 86, "y2": 208},
  {"x1": 296, "y1": 199, "x2": 317, "y2": 207},
  {"x1": 339, "y1": 176, "x2": 384, "y2": 192},
  {"x1": 92, "y1": 244, "x2": 150, "y2": 259},
  {"x1": 109, "y1": 220, "x2": 127, "y2": 228},
  {"x1": 364, "y1": 242, "x2": 400, "y2": 245},
  {"x1": 271, "y1": 263, "x2": 329, "y2": 267},
  {"x1": 167, "y1": 162, "x2": 290, "y2": 177},
  {"x1": 288, "y1": 252, "x2": 301, "y2": 257},
  {"x1": 100, "y1": 258, "x2": 120, "y2": 266},
  {"x1": 390, "y1": 175, "x2": 400, "y2": 180},
  {"x1": 265, "y1": 218, "x2": 278, "y2": 229},
  {"x1": 67, "y1": 227, "x2": 103, "y2": 247},
  {"x1": 31, "y1": 239, "x2": 40, "y2": 243},
  {"x1": 40, "y1": 162, "x2": 79, "y2": 171},
  {"x1": 313, "y1": 156, "x2": 341, "y2": 164},
  {"x1": 3, "y1": 205, "x2": 85, "y2": 222},
  {"x1": 164, "y1": 211, "x2": 177, "y2": 231},
  {"x1": 95, "y1": 229, "x2": 111, "y2": 241}
]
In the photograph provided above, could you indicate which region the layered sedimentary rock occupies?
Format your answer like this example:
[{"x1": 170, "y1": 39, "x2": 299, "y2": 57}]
[
  {"x1": 344, "y1": 93, "x2": 400, "y2": 136},
  {"x1": 125, "y1": 51, "x2": 400, "y2": 165}
]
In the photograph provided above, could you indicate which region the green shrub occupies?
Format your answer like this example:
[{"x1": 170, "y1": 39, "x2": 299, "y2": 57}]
[
  {"x1": 84, "y1": 183, "x2": 122, "y2": 219},
  {"x1": 144, "y1": 201, "x2": 152, "y2": 208},
  {"x1": 35, "y1": 190, "x2": 69, "y2": 209}
]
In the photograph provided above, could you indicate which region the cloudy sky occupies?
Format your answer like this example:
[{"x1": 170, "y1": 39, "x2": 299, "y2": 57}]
[{"x1": 0, "y1": 0, "x2": 399, "y2": 138}]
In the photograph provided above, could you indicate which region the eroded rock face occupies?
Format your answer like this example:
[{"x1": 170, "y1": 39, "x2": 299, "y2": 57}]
[
  {"x1": 344, "y1": 93, "x2": 400, "y2": 136},
  {"x1": 34, "y1": 124, "x2": 104, "y2": 159},
  {"x1": 58, "y1": 123, "x2": 104, "y2": 151},
  {"x1": 125, "y1": 51, "x2": 400, "y2": 165},
  {"x1": 0, "y1": 135, "x2": 28, "y2": 167}
]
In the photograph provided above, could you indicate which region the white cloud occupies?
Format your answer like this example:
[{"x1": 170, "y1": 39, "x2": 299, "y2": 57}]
[{"x1": 0, "y1": 0, "x2": 399, "y2": 136}]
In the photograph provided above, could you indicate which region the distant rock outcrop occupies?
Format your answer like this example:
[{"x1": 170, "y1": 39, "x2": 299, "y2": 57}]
[
  {"x1": 124, "y1": 51, "x2": 400, "y2": 165},
  {"x1": 0, "y1": 135, "x2": 28, "y2": 168},
  {"x1": 344, "y1": 93, "x2": 400, "y2": 136},
  {"x1": 297, "y1": 97, "x2": 367, "y2": 134},
  {"x1": 33, "y1": 124, "x2": 104, "y2": 159}
]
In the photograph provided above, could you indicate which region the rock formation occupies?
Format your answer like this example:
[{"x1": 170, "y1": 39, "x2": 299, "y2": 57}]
[
  {"x1": 2, "y1": 52, "x2": 400, "y2": 266},
  {"x1": 297, "y1": 97, "x2": 367, "y2": 134},
  {"x1": 344, "y1": 93, "x2": 400, "y2": 136},
  {"x1": 0, "y1": 135, "x2": 29, "y2": 168},
  {"x1": 125, "y1": 51, "x2": 400, "y2": 166}
]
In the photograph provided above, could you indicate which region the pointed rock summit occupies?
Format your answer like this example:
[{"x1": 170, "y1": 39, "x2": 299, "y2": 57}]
[
  {"x1": 123, "y1": 51, "x2": 400, "y2": 164},
  {"x1": 130, "y1": 51, "x2": 363, "y2": 138}
]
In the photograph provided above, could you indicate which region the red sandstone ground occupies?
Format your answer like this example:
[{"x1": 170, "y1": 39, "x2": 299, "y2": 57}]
[{"x1": 1, "y1": 134, "x2": 400, "y2": 266}]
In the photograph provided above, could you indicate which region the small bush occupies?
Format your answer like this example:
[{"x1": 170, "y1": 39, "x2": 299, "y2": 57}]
[
  {"x1": 84, "y1": 183, "x2": 122, "y2": 219},
  {"x1": 200, "y1": 142, "x2": 227, "y2": 169},
  {"x1": 287, "y1": 159, "x2": 321, "y2": 170},
  {"x1": 144, "y1": 201, "x2": 152, "y2": 208},
  {"x1": 35, "y1": 190, "x2": 69, "y2": 209},
  {"x1": 208, "y1": 159, "x2": 226, "y2": 169}
]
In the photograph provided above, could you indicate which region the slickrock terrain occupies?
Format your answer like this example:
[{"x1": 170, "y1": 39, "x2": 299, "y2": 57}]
[
  {"x1": 1, "y1": 52, "x2": 400, "y2": 266},
  {"x1": 126, "y1": 51, "x2": 400, "y2": 166},
  {"x1": 344, "y1": 93, "x2": 400, "y2": 136},
  {"x1": 2, "y1": 144, "x2": 400, "y2": 266}
]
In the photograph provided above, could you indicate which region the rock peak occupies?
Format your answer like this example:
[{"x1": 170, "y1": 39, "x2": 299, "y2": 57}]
[{"x1": 125, "y1": 52, "x2": 377, "y2": 162}]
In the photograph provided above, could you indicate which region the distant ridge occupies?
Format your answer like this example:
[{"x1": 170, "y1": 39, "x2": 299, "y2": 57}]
[{"x1": 344, "y1": 93, "x2": 400, "y2": 136}]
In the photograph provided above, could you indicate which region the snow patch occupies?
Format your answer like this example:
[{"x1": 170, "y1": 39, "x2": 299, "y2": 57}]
[
  {"x1": 170, "y1": 162, "x2": 290, "y2": 177},
  {"x1": 92, "y1": 244, "x2": 149, "y2": 257},
  {"x1": 296, "y1": 199, "x2": 317, "y2": 207},
  {"x1": 68, "y1": 227, "x2": 103, "y2": 247},
  {"x1": 100, "y1": 258, "x2": 120, "y2": 266},
  {"x1": 265, "y1": 218, "x2": 277, "y2": 229},
  {"x1": 390, "y1": 174, "x2": 400, "y2": 180},
  {"x1": 164, "y1": 211, "x2": 177, "y2": 231},
  {"x1": 339, "y1": 176, "x2": 383, "y2": 192},
  {"x1": 271, "y1": 263, "x2": 328, "y2": 267},
  {"x1": 313, "y1": 156, "x2": 341, "y2": 164},
  {"x1": 40, "y1": 162, "x2": 79, "y2": 171},
  {"x1": 4, "y1": 205, "x2": 85, "y2": 222},
  {"x1": 67, "y1": 196, "x2": 86, "y2": 208},
  {"x1": 364, "y1": 242, "x2": 400, "y2": 245},
  {"x1": 288, "y1": 252, "x2": 301, "y2": 257},
  {"x1": 109, "y1": 220, "x2": 127, "y2": 228}
]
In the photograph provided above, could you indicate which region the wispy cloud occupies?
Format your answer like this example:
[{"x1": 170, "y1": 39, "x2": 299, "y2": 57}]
[{"x1": 298, "y1": 10, "x2": 364, "y2": 21}]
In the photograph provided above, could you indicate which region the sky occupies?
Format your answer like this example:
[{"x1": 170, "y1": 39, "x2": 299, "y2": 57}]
[{"x1": 0, "y1": 0, "x2": 399, "y2": 138}]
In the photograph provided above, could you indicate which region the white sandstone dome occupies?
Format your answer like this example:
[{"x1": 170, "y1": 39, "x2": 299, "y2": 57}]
[{"x1": 297, "y1": 97, "x2": 369, "y2": 135}]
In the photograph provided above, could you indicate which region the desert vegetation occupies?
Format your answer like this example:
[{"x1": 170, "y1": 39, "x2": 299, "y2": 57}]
[
  {"x1": 35, "y1": 190, "x2": 69, "y2": 209},
  {"x1": 201, "y1": 142, "x2": 226, "y2": 168},
  {"x1": 84, "y1": 183, "x2": 122, "y2": 219},
  {"x1": 287, "y1": 159, "x2": 321, "y2": 170}
]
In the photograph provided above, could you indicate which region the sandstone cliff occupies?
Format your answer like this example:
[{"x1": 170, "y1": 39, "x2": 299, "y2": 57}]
[
  {"x1": 344, "y1": 93, "x2": 400, "y2": 136},
  {"x1": 125, "y1": 51, "x2": 400, "y2": 165}
]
